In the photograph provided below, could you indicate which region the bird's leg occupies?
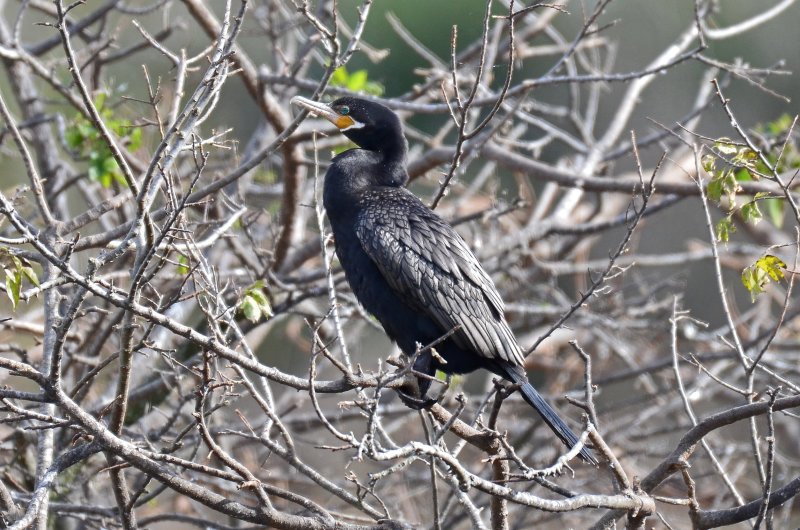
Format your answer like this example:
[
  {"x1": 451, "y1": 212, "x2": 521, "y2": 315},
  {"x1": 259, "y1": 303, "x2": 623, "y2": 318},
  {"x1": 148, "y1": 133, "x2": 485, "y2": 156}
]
[
  {"x1": 495, "y1": 377, "x2": 523, "y2": 397},
  {"x1": 412, "y1": 351, "x2": 434, "y2": 396},
  {"x1": 491, "y1": 378, "x2": 524, "y2": 411},
  {"x1": 389, "y1": 351, "x2": 439, "y2": 409},
  {"x1": 396, "y1": 389, "x2": 437, "y2": 410}
]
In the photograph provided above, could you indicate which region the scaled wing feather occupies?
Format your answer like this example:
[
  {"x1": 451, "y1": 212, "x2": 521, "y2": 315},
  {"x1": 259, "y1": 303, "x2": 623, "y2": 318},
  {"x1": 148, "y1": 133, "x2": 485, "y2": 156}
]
[{"x1": 356, "y1": 189, "x2": 524, "y2": 367}]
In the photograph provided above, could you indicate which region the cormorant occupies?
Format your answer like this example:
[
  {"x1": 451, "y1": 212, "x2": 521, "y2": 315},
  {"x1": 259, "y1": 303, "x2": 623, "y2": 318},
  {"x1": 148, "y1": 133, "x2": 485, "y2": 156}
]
[{"x1": 292, "y1": 95, "x2": 596, "y2": 464}]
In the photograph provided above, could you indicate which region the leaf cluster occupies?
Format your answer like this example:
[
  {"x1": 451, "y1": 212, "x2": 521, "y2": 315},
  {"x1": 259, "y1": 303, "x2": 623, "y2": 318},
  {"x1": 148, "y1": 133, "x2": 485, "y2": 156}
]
[
  {"x1": 0, "y1": 247, "x2": 39, "y2": 309},
  {"x1": 330, "y1": 65, "x2": 384, "y2": 96},
  {"x1": 741, "y1": 255, "x2": 786, "y2": 302},
  {"x1": 237, "y1": 280, "x2": 272, "y2": 323},
  {"x1": 702, "y1": 117, "x2": 799, "y2": 301},
  {"x1": 64, "y1": 93, "x2": 142, "y2": 187}
]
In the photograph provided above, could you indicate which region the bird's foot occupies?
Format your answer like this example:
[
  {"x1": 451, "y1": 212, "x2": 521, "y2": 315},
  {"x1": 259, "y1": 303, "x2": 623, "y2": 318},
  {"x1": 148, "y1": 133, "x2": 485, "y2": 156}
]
[
  {"x1": 493, "y1": 377, "x2": 522, "y2": 399},
  {"x1": 386, "y1": 354, "x2": 447, "y2": 409},
  {"x1": 394, "y1": 372, "x2": 438, "y2": 409},
  {"x1": 396, "y1": 390, "x2": 437, "y2": 410}
]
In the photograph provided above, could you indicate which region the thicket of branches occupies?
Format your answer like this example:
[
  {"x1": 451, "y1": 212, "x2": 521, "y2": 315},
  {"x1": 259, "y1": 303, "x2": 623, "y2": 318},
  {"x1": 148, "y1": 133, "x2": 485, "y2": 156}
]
[{"x1": 1, "y1": 0, "x2": 799, "y2": 528}]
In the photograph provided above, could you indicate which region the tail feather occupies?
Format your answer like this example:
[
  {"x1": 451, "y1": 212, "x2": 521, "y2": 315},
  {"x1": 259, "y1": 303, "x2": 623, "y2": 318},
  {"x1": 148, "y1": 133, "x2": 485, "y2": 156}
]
[{"x1": 504, "y1": 367, "x2": 597, "y2": 465}]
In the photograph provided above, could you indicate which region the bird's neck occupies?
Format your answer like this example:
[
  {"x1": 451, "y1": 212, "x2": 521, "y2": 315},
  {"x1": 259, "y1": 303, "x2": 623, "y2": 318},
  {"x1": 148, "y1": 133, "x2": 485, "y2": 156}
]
[
  {"x1": 379, "y1": 135, "x2": 408, "y2": 169},
  {"x1": 324, "y1": 148, "x2": 408, "y2": 225},
  {"x1": 334, "y1": 147, "x2": 408, "y2": 186}
]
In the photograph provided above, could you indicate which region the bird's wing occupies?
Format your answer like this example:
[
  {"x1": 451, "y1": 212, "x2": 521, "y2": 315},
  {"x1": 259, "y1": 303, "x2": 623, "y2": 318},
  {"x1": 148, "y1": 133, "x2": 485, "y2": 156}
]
[{"x1": 356, "y1": 189, "x2": 525, "y2": 367}]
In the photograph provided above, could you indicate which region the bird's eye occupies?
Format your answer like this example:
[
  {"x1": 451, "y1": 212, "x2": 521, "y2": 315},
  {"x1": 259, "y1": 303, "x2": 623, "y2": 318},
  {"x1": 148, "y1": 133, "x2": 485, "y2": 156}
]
[{"x1": 339, "y1": 106, "x2": 350, "y2": 115}]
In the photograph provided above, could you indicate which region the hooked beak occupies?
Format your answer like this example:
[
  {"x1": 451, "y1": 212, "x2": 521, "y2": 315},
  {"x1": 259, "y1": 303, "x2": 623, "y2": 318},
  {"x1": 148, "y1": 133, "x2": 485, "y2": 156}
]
[{"x1": 291, "y1": 96, "x2": 358, "y2": 130}]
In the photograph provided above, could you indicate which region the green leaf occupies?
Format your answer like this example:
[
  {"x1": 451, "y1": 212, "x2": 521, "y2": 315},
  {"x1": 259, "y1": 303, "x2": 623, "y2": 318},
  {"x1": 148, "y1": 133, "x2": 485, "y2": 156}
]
[
  {"x1": 347, "y1": 69, "x2": 368, "y2": 92},
  {"x1": 238, "y1": 282, "x2": 272, "y2": 323},
  {"x1": 734, "y1": 168, "x2": 752, "y2": 182},
  {"x1": 78, "y1": 121, "x2": 95, "y2": 140},
  {"x1": 4, "y1": 267, "x2": 20, "y2": 309},
  {"x1": 21, "y1": 266, "x2": 39, "y2": 287},
  {"x1": 93, "y1": 92, "x2": 107, "y2": 110},
  {"x1": 0, "y1": 250, "x2": 39, "y2": 309},
  {"x1": 88, "y1": 153, "x2": 103, "y2": 182},
  {"x1": 329, "y1": 66, "x2": 383, "y2": 95},
  {"x1": 177, "y1": 254, "x2": 189, "y2": 275},
  {"x1": 701, "y1": 153, "x2": 716, "y2": 174},
  {"x1": 65, "y1": 127, "x2": 84, "y2": 149},
  {"x1": 732, "y1": 147, "x2": 757, "y2": 165},
  {"x1": 707, "y1": 177, "x2": 722, "y2": 202},
  {"x1": 113, "y1": 171, "x2": 128, "y2": 187},
  {"x1": 715, "y1": 216, "x2": 735, "y2": 242},
  {"x1": 766, "y1": 198, "x2": 785, "y2": 228},
  {"x1": 127, "y1": 127, "x2": 143, "y2": 151},
  {"x1": 250, "y1": 289, "x2": 272, "y2": 318},
  {"x1": 722, "y1": 170, "x2": 741, "y2": 206},
  {"x1": 768, "y1": 113, "x2": 792, "y2": 135},
  {"x1": 741, "y1": 200, "x2": 762, "y2": 225},
  {"x1": 240, "y1": 294, "x2": 261, "y2": 323},
  {"x1": 363, "y1": 81, "x2": 384, "y2": 96},
  {"x1": 103, "y1": 156, "x2": 119, "y2": 174},
  {"x1": 331, "y1": 66, "x2": 349, "y2": 87},
  {"x1": 248, "y1": 288, "x2": 267, "y2": 306},
  {"x1": 254, "y1": 169, "x2": 276, "y2": 185}
]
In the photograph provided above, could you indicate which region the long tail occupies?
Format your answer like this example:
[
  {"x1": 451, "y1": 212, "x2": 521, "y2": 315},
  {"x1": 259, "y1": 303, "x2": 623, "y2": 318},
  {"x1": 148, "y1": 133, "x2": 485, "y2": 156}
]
[{"x1": 502, "y1": 365, "x2": 597, "y2": 465}]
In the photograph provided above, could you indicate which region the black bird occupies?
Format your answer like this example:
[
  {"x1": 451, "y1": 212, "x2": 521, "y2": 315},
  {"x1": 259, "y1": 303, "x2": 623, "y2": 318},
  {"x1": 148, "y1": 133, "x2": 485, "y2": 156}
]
[{"x1": 292, "y1": 95, "x2": 596, "y2": 464}]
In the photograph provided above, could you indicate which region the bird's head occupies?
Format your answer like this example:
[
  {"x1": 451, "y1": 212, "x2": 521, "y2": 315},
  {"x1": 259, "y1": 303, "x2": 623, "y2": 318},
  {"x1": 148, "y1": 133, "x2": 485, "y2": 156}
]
[{"x1": 291, "y1": 96, "x2": 406, "y2": 157}]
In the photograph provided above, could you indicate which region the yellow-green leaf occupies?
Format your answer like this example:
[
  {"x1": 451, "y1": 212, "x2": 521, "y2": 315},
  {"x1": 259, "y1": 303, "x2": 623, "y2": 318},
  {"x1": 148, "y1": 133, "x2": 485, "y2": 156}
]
[
  {"x1": 741, "y1": 267, "x2": 763, "y2": 302},
  {"x1": 757, "y1": 255, "x2": 786, "y2": 282},
  {"x1": 331, "y1": 66, "x2": 349, "y2": 87},
  {"x1": 177, "y1": 254, "x2": 189, "y2": 275},
  {"x1": 742, "y1": 254, "x2": 787, "y2": 302}
]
